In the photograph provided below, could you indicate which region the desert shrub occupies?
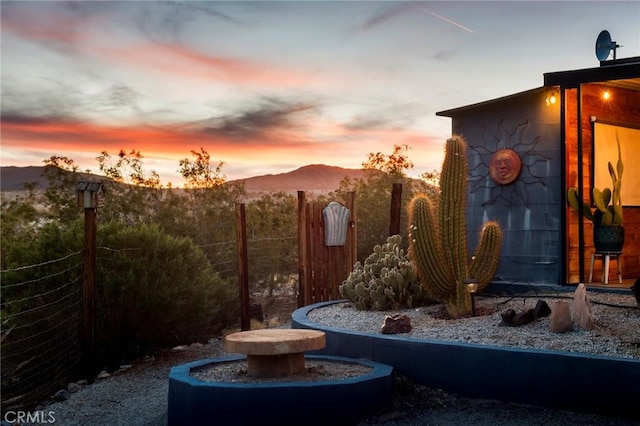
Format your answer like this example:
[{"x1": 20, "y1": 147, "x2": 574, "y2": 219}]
[
  {"x1": 1, "y1": 220, "x2": 84, "y2": 319},
  {"x1": 95, "y1": 221, "x2": 237, "y2": 366},
  {"x1": 1, "y1": 219, "x2": 237, "y2": 369},
  {"x1": 1, "y1": 220, "x2": 85, "y2": 411}
]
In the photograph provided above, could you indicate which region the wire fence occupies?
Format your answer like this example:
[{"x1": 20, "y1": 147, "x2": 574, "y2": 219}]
[
  {"x1": 1, "y1": 252, "x2": 83, "y2": 413},
  {"x1": 0, "y1": 180, "x2": 398, "y2": 414},
  {"x1": 0, "y1": 231, "x2": 299, "y2": 414},
  {"x1": 245, "y1": 235, "x2": 299, "y2": 324}
]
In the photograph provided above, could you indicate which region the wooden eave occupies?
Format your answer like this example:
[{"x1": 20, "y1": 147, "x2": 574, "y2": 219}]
[
  {"x1": 436, "y1": 87, "x2": 545, "y2": 118},
  {"x1": 544, "y1": 57, "x2": 640, "y2": 88},
  {"x1": 437, "y1": 57, "x2": 640, "y2": 118}
]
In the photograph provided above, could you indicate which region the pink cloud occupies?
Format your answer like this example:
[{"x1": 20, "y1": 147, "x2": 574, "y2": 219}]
[{"x1": 99, "y1": 41, "x2": 332, "y2": 88}]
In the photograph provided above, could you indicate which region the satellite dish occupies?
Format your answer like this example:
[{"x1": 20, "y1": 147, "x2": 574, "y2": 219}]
[{"x1": 595, "y1": 30, "x2": 620, "y2": 61}]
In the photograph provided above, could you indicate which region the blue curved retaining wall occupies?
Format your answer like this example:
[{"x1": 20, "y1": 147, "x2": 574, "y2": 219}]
[
  {"x1": 293, "y1": 300, "x2": 640, "y2": 419},
  {"x1": 168, "y1": 354, "x2": 394, "y2": 425}
]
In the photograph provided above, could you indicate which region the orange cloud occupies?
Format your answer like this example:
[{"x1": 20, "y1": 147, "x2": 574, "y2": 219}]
[{"x1": 1, "y1": 113, "x2": 445, "y2": 184}]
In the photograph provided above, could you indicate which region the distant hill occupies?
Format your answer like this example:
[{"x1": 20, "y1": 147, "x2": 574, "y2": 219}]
[
  {"x1": 230, "y1": 164, "x2": 373, "y2": 195},
  {"x1": 0, "y1": 166, "x2": 52, "y2": 191},
  {"x1": 0, "y1": 164, "x2": 372, "y2": 194},
  {"x1": 0, "y1": 166, "x2": 104, "y2": 192}
]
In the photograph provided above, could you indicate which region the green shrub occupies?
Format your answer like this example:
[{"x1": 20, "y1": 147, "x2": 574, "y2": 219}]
[
  {"x1": 95, "y1": 221, "x2": 237, "y2": 366},
  {"x1": 1, "y1": 219, "x2": 237, "y2": 370},
  {"x1": 1, "y1": 220, "x2": 85, "y2": 410},
  {"x1": 1, "y1": 220, "x2": 84, "y2": 319}
]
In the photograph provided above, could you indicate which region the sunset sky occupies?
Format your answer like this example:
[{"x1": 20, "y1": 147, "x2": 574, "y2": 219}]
[{"x1": 2, "y1": 1, "x2": 639, "y2": 186}]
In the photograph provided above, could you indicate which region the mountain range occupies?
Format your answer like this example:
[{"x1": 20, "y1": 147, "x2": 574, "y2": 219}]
[{"x1": 0, "y1": 164, "x2": 372, "y2": 194}]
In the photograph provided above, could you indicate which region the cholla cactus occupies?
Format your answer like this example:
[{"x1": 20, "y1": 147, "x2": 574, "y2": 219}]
[
  {"x1": 408, "y1": 136, "x2": 502, "y2": 317},
  {"x1": 339, "y1": 235, "x2": 425, "y2": 310}
]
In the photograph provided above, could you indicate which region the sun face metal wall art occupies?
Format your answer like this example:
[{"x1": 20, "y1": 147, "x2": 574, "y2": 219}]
[
  {"x1": 468, "y1": 120, "x2": 547, "y2": 206},
  {"x1": 489, "y1": 148, "x2": 521, "y2": 185}
]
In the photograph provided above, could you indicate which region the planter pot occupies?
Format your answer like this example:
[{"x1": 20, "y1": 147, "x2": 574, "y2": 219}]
[{"x1": 594, "y1": 225, "x2": 624, "y2": 252}]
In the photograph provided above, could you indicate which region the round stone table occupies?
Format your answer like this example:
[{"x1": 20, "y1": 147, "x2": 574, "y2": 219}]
[{"x1": 225, "y1": 329, "x2": 326, "y2": 378}]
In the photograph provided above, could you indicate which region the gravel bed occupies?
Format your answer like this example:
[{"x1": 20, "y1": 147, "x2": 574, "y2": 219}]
[
  {"x1": 308, "y1": 291, "x2": 640, "y2": 359},
  {"x1": 44, "y1": 290, "x2": 639, "y2": 425},
  {"x1": 191, "y1": 359, "x2": 373, "y2": 383}
]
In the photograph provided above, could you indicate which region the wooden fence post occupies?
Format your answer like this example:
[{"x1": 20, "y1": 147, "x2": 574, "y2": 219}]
[
  {"x1": 297, "y1": 191, "x2": 307, "y2": 307},
  {"x1": 346, "y1": 191, "x2": 357, "y2": 270},
  {"x1": 389, "y1": 183, "x2": 402, "y2": 236},
  {"x1": 77, "y1": 181, "x2": 102, "y2": 377},
  {"x1": 82, "y1": 207, "x2": 96, "y2": 376},
  {"x1": 235, "y1": 203, "x2": 250, "y2": 331}
]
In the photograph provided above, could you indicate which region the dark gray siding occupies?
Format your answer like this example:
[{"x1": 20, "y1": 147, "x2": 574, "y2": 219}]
[{"x1": 449, "y1": 90, "x2": 562, "y2": 284}]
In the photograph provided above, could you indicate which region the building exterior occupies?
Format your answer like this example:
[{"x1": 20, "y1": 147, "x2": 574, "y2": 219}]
[{"x1": 437, "y1": 57, "x2": 640, "y2": 286}]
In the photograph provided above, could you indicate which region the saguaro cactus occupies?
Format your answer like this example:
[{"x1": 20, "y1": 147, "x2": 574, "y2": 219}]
[{"x1": 408, "y1": 136, "x2": 502, "y2": 317}]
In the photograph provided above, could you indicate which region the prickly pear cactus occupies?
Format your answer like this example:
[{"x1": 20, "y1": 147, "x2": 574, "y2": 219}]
[{"x1": 339, "y1": 235, "x2": 426, "y2": 310}]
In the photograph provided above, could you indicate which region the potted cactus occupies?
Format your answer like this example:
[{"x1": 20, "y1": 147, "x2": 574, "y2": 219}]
[{"x1": 567, "y1": 136, "x2": 624, "y2": 252}]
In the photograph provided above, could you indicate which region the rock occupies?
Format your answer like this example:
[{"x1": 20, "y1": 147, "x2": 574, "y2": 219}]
[
  {"x1": 114, "y1": 364, "x2": 133, "y2": 376},
  {"x1": 533, "y1": 300, "x2": 551, "y2": 318},
  {"x1": 172, "y1": 345, "x2": 189, "y2": 351},
  {"x1": 96, "y1": 370, "x2": 111, "y2": 380},
  {"x1": 500, "y1": 301, "x2": 549, "y2": 327},
  {"x1": 53, "y1": 389, "x2": 70, "y2": 402},
  {"x1": 573, "y1": 283, "x2": 595, "y2": 330},
  {"x1": 67, "y1": 382, "x2": 80, "y2": 393},
  {"x1": 380, "y1": 314, "x2": 412, "y2": 334},
  {"x1": 76, "y1": 379, "x2": 89, "y2": 386},
  {"x1": 500, "y1": 309, "x2": 516, "y2": 325},
  {"x1": 550, "y1": 301, "x2": 573, "y2": 333},
  {"x1": 189, "y1": 343, "x2": 204, "y2": 350},
  {"x1": 511, "y1": 309, "x2": 535, "y2": 326}
]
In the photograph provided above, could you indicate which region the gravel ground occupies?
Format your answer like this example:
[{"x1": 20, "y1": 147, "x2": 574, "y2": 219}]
[
  {"x1": 308, "y1": 291, "x2": 640, "y2": 359},
  {"x1": 44, "y1": 290, "x2": 639, "y2": 426}
]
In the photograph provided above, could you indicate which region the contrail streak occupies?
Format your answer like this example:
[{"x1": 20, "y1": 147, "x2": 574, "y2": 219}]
[{"x1": 421, "y1": 7, "x2": 474, "y2": 33}]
